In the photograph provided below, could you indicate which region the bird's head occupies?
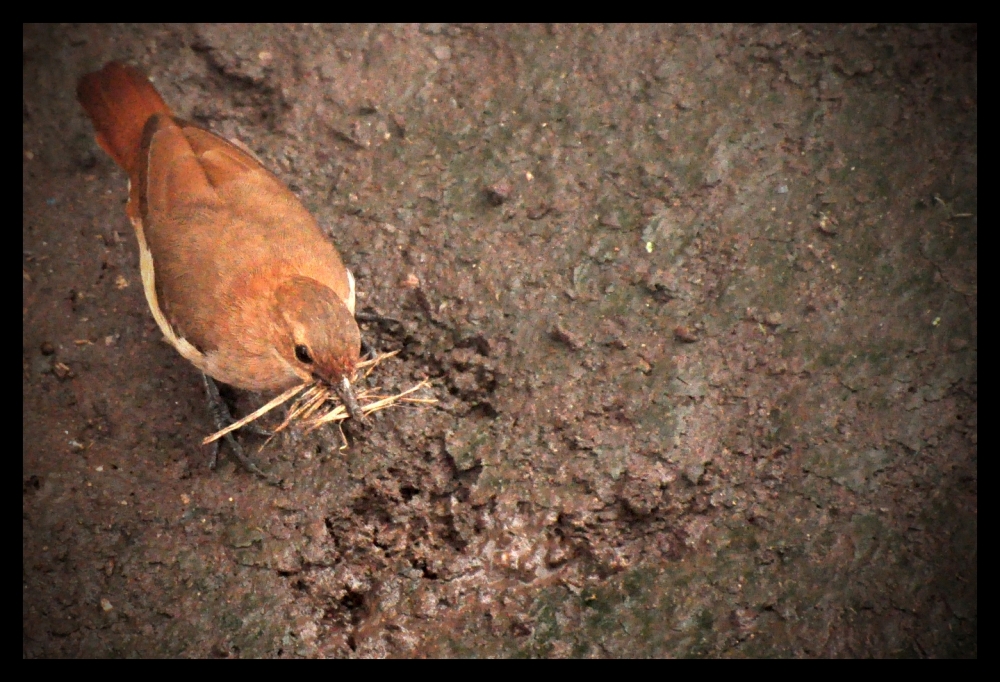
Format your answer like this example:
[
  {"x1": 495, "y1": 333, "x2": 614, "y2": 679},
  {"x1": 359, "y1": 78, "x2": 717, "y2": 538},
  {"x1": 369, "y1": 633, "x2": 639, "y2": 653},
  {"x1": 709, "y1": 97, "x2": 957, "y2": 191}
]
[{"x1": 272, "y1": 276, "x2": 365, "y2": 420}]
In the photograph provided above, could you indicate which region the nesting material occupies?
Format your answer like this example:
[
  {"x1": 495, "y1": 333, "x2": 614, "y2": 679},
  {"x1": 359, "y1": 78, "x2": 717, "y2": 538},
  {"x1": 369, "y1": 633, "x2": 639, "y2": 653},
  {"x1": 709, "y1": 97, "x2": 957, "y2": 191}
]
[{"x1": 202, "y1": 351, "x2": 435, "y2": 445}]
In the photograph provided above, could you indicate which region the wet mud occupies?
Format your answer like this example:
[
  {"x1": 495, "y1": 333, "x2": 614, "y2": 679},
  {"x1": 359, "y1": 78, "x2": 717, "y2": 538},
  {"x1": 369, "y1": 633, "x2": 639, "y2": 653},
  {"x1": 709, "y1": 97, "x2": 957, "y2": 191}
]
[{"x1": 24, "y1": 24, "x2": 976, "y2": 657}]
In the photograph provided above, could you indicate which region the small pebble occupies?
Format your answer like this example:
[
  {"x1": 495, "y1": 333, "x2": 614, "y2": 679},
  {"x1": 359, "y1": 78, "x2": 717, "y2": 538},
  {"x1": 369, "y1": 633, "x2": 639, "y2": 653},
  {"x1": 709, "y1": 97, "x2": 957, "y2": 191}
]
[
  {"x1": 53, "y1": 361, "x2": 73, "y2": 380},
  {"x1": 485, "y1": 180, "x2": 512, "y2": 206},
  {"x1": 599, "y1": 212, "x2": 622, "y2": 229},
  {"x1": 674, "y1": 326, "x2": 699, "y2": 343},
  {"x1": 526, "y1": 204, "x2": 550, "y2": 220},
  {"x1": 551, "y1": 325, "x2": 585, "y2": 351}
]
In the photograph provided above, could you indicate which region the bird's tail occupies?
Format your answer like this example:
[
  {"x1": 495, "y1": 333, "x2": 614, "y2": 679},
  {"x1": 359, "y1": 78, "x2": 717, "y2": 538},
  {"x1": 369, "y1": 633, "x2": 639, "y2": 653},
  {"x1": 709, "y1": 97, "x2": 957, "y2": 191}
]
[{"x1": 77, "y1": 62, "x2": 172, "y2": 181}]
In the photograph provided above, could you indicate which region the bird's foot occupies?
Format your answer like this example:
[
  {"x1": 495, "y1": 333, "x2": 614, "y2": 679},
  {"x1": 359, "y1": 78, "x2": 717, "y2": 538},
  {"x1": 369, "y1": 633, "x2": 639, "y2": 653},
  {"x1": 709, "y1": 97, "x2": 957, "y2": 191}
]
[
  {"x1": 356, "y1": 310, "x2": 404, "y2": 361},
  {"x1": 202, "y1": 374, "x2": 276, "y2": 481}
]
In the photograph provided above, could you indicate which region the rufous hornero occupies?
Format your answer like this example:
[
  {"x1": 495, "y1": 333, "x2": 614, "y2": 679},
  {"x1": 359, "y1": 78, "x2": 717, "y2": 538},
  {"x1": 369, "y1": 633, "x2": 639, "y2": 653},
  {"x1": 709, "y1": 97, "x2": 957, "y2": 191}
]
[{"x1": 77, "y1": 61, "x2": 365, "y2": 426}]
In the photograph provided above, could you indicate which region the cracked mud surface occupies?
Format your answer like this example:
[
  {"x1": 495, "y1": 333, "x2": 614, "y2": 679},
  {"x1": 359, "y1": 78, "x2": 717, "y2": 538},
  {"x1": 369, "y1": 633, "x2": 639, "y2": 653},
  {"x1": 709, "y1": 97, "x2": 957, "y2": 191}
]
[{"x1": 24, "y1": 24, "x2": 976, "y2": 657}]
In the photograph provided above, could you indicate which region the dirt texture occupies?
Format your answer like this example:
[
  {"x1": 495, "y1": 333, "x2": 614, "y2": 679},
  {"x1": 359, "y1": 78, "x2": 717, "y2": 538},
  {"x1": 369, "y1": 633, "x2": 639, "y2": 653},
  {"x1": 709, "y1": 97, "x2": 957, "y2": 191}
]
[{"x1": 23, "y1": 24, "x2": 976, "y2": 658}]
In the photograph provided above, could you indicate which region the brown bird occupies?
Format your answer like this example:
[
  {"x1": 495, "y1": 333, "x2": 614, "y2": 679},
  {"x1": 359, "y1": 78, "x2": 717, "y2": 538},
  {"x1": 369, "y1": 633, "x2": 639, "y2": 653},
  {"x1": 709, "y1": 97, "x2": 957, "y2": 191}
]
[{"x1": 77, "y1": 61, "x2": 365, "y2": 471}]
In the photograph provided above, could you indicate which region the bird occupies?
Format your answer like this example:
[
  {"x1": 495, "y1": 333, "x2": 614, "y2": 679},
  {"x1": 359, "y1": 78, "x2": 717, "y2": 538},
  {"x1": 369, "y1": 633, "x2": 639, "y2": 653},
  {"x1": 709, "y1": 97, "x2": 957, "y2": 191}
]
[{"x1": 77, "y1": 61, "x2": 366, "y2": 472}]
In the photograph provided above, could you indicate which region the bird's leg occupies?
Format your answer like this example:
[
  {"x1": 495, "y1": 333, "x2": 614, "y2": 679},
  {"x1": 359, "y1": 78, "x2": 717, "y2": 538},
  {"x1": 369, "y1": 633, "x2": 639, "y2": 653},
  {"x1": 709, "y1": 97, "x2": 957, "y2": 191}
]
[
  {"x1": 202, "y1": 373, "x2": 273, "y2": 480},
  {"x1": 355, "y1": 311, "x2": 399, "y2": 323},
  {"x1": 205, "y1": 375, "x2": 273, "y2": 437},
  {"x1": 355, "y1": 310, "x2": 402, "y2": 330},
  {"x1": 349, "y1": 310, "x2": 405, "y2": 424},
  {"x1": 356, "y1": 310, "x2": 402, "y2": 360},
  {"x1": 360, "y1": 337, "x2": 377, "y2": 360}
]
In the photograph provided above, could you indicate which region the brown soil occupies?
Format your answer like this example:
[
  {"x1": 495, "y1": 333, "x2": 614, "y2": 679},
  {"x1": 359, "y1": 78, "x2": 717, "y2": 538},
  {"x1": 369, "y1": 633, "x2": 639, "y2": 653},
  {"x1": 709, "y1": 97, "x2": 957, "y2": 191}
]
[{"x1": 23, "y1": 24, "x2": 976, "y2": 657}]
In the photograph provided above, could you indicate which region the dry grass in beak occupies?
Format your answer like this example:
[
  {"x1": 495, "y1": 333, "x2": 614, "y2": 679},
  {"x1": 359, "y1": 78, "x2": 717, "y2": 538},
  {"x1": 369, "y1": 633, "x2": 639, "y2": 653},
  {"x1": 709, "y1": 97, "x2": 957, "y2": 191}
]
[
  {"x1": 356, "y1": 349, "x2": 399, "y2": 374},
  {"x1": 297, "y1": 380, "x2": 434, "y2": 430},
  {"x1": 202, "y1": 351, "x2": 435, "y2": 446}
]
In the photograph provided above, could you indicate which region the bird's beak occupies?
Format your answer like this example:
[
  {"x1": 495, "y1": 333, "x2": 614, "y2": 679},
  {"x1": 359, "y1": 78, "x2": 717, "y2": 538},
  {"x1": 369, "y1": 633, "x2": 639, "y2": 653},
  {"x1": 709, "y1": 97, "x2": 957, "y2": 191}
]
[{"x1": 336, "y1": 375, "x2": 366, "y2": 422}]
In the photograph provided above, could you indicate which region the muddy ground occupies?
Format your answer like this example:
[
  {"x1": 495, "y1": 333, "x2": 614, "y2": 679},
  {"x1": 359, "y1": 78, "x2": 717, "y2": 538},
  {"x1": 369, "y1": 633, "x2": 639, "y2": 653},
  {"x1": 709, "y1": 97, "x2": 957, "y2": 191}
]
[{"x1": 23, "y1": 24, "x2": 976, "y2": 657}]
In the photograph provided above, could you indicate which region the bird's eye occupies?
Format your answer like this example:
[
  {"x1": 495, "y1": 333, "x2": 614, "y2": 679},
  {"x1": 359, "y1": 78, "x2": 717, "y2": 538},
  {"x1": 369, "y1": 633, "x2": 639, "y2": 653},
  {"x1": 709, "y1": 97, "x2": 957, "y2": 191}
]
[{"x1": 294, "y1": 344, "x2": 313, "y2": 364}]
